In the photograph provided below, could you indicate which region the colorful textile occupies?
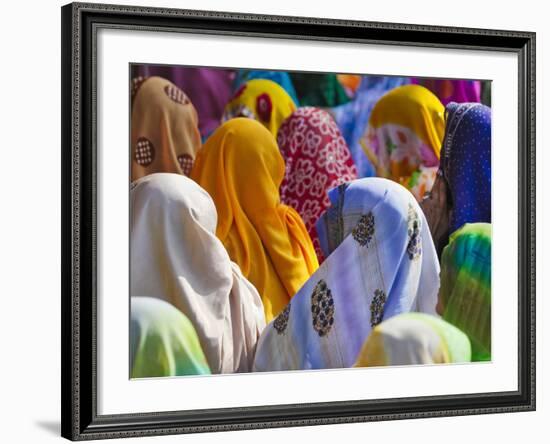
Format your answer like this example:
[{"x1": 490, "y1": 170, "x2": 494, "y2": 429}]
[
  {"x1": 412, "y1": 78, "x2": 481, "y2": 106},
  {"x1": 233, "y1": 70, "x2": 300, "y2": 105},
  {"x1": 253, "y1": 178, "x2": 440, "y2": 371},
  {"x1": 440, "y1": 102, "x2": 492, "y2": 233},
  {"x1": 191, "y1": 118, "x2": 319, "y2": 322},
  {"x1": 439, "y1": 223, "x2": 491, "y2": 361},
  {"x1": 222, "y1": 79, "x2": 297, "y2": 138},
  {"x1": 361, "y1": 85, "x2": 445, "y2": 201},
  {"x1": 130, "y1": 173, "x2": 266, "y2": 373},
  {"x1": 354, "y1": 312, "x2": 471, "y2": 367},
  {"x1": 131, "y1": 76, "x2": 202, "y2": 181},
  {"x1": 331, "y1": 76, "x2": 411, "y2": 177},
  {"x1": 131, "y1": 66, "x2": 235, "y2": 138},
  {"x1": 290, "y1": 73, "x2": 351, "y2": 107},
  {"x1": 336, "y1": 74, "x2": 362, "y2": 97},
  {"x1": 130, "y1": 297, "x2": 211, "y2": 378},
  {"x1": 277, "y1": 107, "x2": 358, "y2": 263}
]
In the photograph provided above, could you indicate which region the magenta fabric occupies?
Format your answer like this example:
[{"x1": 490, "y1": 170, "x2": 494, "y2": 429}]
[{"x1": 411, "y1": 78, "x2": 481, "y2": 106}]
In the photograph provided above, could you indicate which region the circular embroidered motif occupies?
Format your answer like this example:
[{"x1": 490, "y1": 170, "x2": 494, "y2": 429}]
[
  {"x1": 352, "y1": 212, "x2": 375, "y2": 247},
  {"x1": 406, "y1": 203, "x2": 422, "y2": 260},
  {"x1": 177, "y1": 153, "x2": 194, "y2": 176},
  {"x1": 134, "y1": 137, "x2": 155, "y2": 166},
  {"x1": 370, "y1": 289, "x2": 387, "y2": 327},
  {"x1": 311, "y1": 280, "x2": 335, "y2": 337},
  {"x1": 256, "y1": 93, "x2": 272, "y2": 122},
  {"x1": 164, "y1": 84, "x2": 190, "y2": 105},
  {"x1": 273, "y1": 304, "x2": 291, "y2": 335}
]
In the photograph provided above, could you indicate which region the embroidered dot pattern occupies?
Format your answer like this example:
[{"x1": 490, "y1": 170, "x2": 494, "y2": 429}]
[
  {"x1": 406, "y1": 204, "x2": 422, "y2": 260},
  {"x1": 177, "y1": 154, "x2": 194, "y2": 176},
  {"x1": 370, "y1": 289, "x2": 387, "y2": 327},
  {"x1": 131, "y1": 76, "x2": 148, "y2": 101},
  {"x1": 443, "y1": 102, "x2": 491, "y2": 232},
  {"x1": 134, "y1": 137, "x2": 155, "y2": 166},
  {"x1": 273, "y1": 304, "x2": 291, "y2": 335},
  {"x1": 311, "y1": 280, "x2": 335, "y2": 337},
  {"x1": 352, "y1": 212, "x2": 375, "y2": 247},
  {"x1": 164, "y1": 84, "x2": 190, "y2": 105}
]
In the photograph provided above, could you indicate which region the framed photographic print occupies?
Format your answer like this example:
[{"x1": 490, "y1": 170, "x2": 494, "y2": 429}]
[{"x1": 61, "y1": 2, "x2": 536, "y2": 440}]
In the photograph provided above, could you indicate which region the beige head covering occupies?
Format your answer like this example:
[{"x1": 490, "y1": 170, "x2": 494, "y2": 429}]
[
  {"x1": 131, "y1": 76, "x2": 201, "y2": 181},
  {"x1": 130, "y1": 173, "x2": 266, "y2": 373}
]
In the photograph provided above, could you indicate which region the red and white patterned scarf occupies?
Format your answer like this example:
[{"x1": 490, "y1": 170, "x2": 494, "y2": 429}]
[{"x1": 277, "y1": 107, "x2": 358, "y2": 263}]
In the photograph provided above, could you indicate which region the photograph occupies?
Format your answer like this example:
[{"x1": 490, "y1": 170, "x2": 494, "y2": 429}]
[
  {"x1": 58, "y1": 2, "x2": 536, "y2": 439},
  {"x1": 0, "y1": 0, "x2": 544, "y2": 442},
  {"x1": 129, "y1": 65, "x2": 492, "y2": 378}
]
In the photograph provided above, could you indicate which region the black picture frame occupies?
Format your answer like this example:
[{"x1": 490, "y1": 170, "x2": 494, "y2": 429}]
[{"x1": 61, "y1": 2, "x2": 536, "y2": 440}]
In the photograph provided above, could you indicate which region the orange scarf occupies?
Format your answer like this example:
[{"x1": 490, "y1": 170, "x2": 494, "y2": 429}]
[{"x1": 191, "y1": 118, "x2": 318, "y2": 321}]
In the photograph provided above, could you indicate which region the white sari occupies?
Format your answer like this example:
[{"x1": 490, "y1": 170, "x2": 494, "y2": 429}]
[{"x1": 131, "y1": 173, "x2": 266, "y2": 373}]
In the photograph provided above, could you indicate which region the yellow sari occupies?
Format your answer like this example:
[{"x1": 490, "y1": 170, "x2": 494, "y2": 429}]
[
  {"x1": 191, "y1": 118, "x2": 318, "y2": 321},
  {"x1": 222, "y1": 79, "x2": 297, "y2": 138},
  {"x1": 361, "y1": 84, "x2": 445, "y2": 200}
]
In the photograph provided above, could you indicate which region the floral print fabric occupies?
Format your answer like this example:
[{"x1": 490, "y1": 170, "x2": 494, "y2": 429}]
[{"x1": 277, "y1": 107, "x2": 358, "y2": 262}]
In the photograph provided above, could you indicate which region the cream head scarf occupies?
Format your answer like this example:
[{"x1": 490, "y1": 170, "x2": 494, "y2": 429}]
[
  {"x1": 354, "y1": 312, "x2": 471, "y2": 367},
  {"x1": 130, "y1": 173, "x2": 266, "y2": 373}
]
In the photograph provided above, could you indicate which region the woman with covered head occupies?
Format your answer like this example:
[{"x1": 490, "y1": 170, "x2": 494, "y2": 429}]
[
  {"x1": 420, "y1": 102, "x2": 491, "y2": 256},
  {"x1": 130, "y1": 173, "x2": 266, "y2": 373},
  {"x1": 361, "y1": 84, "x2": 445, "y2": 201},
  {"x1": 222, "y1": 78, "x2": 297, "y2": 138},
  {"x1": 354, "y1": 312, "x2": 471, "y2": 367},
  {"x1": 331, "y1": 75, "x2": 411, "y2": 177},
  {"x1": 191, "y1": 118, "x2": 319, "y2": 322},
  {"x1": 277, "y1": 107, "x2": 358, "y2": 263},
  {"x1": 131, "y1": 76, "x2": 202, "y2": 181},
  {"x1": 130, "y1": 296, "x2": 211, "y2": 378},
  {"x1": 232, "y1": 70, "x2": 300, "y2": 106},
  {"x1": 131, "y1": 67, "x2": 235, "y2": 139},
  {"x1": 253, "y1": 178, "x2": 440, "y2": 372},
  {"x1": 438, "y1": 223, "x2": 491, "y2": 361}
]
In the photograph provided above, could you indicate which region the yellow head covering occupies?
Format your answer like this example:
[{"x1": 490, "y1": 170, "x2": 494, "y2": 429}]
[
  {"x1": 354, "y1": 313, "x2": 471, "y2": 367},
  {"x1": 222, "y1": 79, "x2": 297, "y2": 137},
  {"x1": 191, "y1": 118, "x2": 318, "y2": 321},
  {"x1": 131, "y1": 76, "x2": 202, "y2": 181},
  {"x1": 361, "y1": 84, "x2": 445, "y2": 200}
]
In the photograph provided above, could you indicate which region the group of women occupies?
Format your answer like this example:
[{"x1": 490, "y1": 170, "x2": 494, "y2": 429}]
[{"x1": 129, "y1": 68, "x2": 492, "y2": 378}]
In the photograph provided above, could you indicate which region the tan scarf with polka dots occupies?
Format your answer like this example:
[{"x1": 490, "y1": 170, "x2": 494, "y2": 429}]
[{"x1": 131, "y1": 76, "x2": 201, "y2": 181}]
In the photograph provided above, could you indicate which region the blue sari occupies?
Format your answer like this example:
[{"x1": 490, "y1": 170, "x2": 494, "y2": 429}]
[
  {"x1": 253, "y1": 178, "x2": 440, "y2": 371},
  {"x1": 440, "y1": 102, "x2": 491, "y2": 232}
]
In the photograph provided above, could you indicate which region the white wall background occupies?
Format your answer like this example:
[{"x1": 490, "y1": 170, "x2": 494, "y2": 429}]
[{"x1": 0, "y1": 0, "x2": 546, "y2": 442}]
